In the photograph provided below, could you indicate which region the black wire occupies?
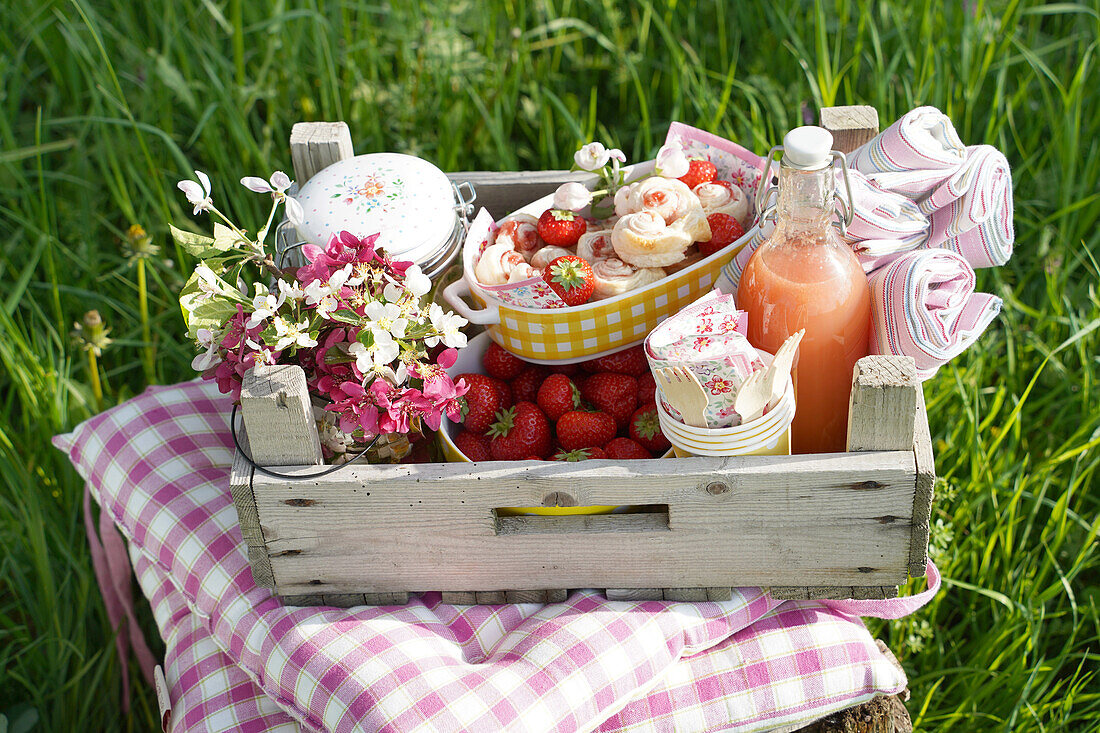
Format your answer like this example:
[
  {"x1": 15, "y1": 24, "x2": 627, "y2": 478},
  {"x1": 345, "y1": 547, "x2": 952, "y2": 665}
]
[{"x1": 231, "y1": 403, "x2": 381, "y2": 479}]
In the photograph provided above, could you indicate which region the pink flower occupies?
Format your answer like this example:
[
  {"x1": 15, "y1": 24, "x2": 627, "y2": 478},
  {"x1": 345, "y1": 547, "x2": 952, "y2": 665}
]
[{"x1": 297, "y1": 230, "x2": 381, "y2": 286}]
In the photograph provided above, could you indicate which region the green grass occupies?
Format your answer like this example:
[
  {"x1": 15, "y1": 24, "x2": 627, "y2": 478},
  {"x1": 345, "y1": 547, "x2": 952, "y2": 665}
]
[{"x1": 1, "y1": 0, "x2": 1098, "y2": 730}]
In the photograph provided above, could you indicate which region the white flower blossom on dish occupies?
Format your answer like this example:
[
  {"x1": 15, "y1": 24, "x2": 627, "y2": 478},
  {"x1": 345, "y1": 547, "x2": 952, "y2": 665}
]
[
  {"x1": 425, "y1": 303, "x2": 469, "y2": 348},
  {"x1": 574, "y1": 142, "x2": 610, "y2": 171},
  {"x1": 190, "y1": 327, "x2": 220, "y2": 371},
  {"x1": 177, "y1": 170, "x2": 214, "y2": 215},
  {"x1": 246, "y1": 283, "x2": 286, "y2": 328},
  {"x1": 553, "y1": 181, "x2": 593, "y2": 211},
  {"x1": 655, "y1": 143, "x2": 690, "y2": 179},
  {"x1": 348, "y1": 332, "x2": 399, "y2": 374},
  {"x1": 271, "y1": 316, "x2": 317, "y2": 350},
  {"x1": 363, "y1": 301, "x2": 408, "y2": 341}
]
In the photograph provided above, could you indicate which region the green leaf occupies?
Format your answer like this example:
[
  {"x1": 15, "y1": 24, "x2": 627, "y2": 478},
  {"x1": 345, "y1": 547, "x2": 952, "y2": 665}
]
[
  {"x1": 177, "y1": 262, "x2": 249, "y2": 336},
  {"x1": 212, "y1": 223, "x2": 249, "y2": 252},
  {"x1": 169, "y1": 223, "x2": 217, "y2": 257},
  {"x1": 328, "y1": 308, "x2": 363, "y2": 325}
]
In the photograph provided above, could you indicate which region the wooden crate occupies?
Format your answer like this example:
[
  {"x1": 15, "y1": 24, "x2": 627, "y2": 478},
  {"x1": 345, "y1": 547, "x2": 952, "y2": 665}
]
[{"x1": 229, "y1": 105, "x2": 935, "y2": 607}]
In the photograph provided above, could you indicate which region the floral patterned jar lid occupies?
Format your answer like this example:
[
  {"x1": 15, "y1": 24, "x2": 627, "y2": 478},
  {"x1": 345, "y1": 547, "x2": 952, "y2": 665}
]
[{"x1": 292, "y1": 153, "x2": 456, "y2": 263}]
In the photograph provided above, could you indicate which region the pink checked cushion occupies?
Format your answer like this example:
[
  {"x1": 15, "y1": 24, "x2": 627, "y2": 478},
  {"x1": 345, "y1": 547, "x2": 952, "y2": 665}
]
[{"x1": 55, "y1": 379, "x2": 908, "y2": 732}]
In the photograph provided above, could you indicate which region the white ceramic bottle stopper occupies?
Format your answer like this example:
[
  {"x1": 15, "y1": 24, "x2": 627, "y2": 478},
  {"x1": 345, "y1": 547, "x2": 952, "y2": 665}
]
[{"x1": 781, "y1": 126, "x2": 834, "y2": 170}]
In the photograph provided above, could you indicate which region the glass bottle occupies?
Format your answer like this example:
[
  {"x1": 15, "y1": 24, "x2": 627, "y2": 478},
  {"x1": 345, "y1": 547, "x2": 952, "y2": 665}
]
[{"x1": 735, "y1": 126, "x2": 870, "y2": 454}]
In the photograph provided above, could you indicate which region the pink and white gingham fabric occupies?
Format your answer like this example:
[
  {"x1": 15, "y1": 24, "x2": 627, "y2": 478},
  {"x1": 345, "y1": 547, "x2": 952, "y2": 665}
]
[
  {"x1": 719, "y1": 106, "x2": 1009, "y2": 379},
  {"x1": 56, "y1": 379, "x2": 927, "y2": 732}
]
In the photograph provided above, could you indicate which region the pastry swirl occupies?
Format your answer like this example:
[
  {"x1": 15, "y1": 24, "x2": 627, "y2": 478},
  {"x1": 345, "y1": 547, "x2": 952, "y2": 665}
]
[
  {"x1": 693, "y1": 182, "x2": 750, "y2": 227},
  {"x1": 591, "y1": 257, "x2": 666, "y2": 300},
  {"x1": 493, "y1": 213, "x2": 543, "y2": 261},
  {"x1": 611, "y1": 210, "x2": 694, "y2": 268},
  {"x1": 530, "y1": 246, "x2": 573, "y2": 269},
  {"x1": 475, "y1": 243, "x2": 527, "y2": 286}
]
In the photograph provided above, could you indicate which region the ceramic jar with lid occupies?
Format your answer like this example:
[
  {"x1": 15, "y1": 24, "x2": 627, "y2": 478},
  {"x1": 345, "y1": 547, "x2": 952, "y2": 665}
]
[{"x1": 288, "y1": 152, "x2": 474, "y2": 279}]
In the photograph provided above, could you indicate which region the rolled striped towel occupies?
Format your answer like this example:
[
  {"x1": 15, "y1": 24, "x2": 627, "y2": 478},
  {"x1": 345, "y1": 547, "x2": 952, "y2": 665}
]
[{"x1": 869, "y1": 248, "x2": 1002, "y2": 379}]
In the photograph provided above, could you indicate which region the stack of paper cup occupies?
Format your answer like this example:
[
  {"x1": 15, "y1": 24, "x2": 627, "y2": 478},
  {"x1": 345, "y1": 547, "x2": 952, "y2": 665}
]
[{"x1": 655, "y1": 377, "x2": 796, "y2": 457}]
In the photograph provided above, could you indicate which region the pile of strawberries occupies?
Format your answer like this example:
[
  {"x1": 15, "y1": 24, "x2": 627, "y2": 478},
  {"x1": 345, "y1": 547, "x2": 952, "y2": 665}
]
[{"x1": 453, "y1": 342, "x2": 670, "y2": 462}]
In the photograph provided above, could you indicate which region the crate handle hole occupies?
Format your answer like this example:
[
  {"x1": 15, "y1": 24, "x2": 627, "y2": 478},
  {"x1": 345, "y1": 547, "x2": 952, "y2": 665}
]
[{"x1": 493, "y1": 505, "x2": 670, "y2": 535}]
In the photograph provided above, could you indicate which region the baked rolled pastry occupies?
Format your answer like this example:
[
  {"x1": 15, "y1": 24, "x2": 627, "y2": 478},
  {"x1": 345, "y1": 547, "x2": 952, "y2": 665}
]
[
  {"x1": 576, "y1": 229, "x2": 616, "y2": 263},
  {"x1": 530, "y1": 246, "x2": 573, "y2": 269},
  {"x1": 614, "y1": 177, "x2": 695, "y2": 222},
  {"x1": 591, "y1": 257, "x2": 667, "y2": 300},
  {"x1": 611, "y1": 210, "x2": 694, "y2": 268},
  {"x1": 475, "y1": 243, "x2": 527, "y2": 286},
  {"x1": 693, "y1": 182, "x2": 750, "y2": 228},
  {"x1": 493, "y1": 213, "x2": 543, "y2": 261}
]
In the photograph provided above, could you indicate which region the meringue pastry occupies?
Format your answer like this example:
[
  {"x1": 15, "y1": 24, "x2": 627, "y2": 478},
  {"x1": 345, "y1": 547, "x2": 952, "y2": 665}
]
[
  {"x1": 507, "y1": 262, "x2": 540, "y2": 283},
  {"x1": 493, "y1": 213, "x2": 543, "y2": 261},
  {"x1": 615, "y1": 177, "x2": 699, "y2": 224},
  {"x1": 530, "y1": 245, "x2": 573, "y2": 269},
  {"x1": 475, "y1": 243, "x2": 526, "y2": 286},
  {"x1": 693, "y1": 182, "x2": 750, "y2": 228},
  {"x1": 591, "y1": 257, "x2": 666, "y2": 300},
  {"x1": 611, "y1": 210, "x2": 694, "y2": 268},
  {"x1": 576, "y1": 229, "x2": 616, "y2": 263}
]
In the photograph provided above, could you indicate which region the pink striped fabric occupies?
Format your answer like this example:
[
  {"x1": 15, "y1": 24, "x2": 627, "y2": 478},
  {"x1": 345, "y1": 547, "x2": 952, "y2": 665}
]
[
  {"x1": 55, "y1": 379, "x2": 929, "y2": 731},
  {"x1": 869, "y1": 249, "x2": 1002, "y2": 379},
  {"x1": 719, "y1": 106, "x2": 1010, "y2": 378}
]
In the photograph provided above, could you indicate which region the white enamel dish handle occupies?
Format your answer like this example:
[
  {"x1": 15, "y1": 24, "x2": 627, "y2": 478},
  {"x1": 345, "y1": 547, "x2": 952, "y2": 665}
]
[{"x1": 442, "y1": 279, "x2": 502, "y2": 325}]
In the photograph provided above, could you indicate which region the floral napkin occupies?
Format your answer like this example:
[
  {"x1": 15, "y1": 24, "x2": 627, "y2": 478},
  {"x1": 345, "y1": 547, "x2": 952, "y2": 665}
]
[{"x1": 644, "y1": 291, "x2": 760, "y2": 427}]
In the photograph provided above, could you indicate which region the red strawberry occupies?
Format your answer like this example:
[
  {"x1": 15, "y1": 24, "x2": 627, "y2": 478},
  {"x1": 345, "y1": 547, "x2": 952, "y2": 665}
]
[
  {"x1": 678, "y1": 159, "x2": 717, "y2": 190},
  {"x1": 511, "y1": 364, "x2": 549, "y2": 403},
  {"x1": 488, "y1": 402, "x2": 552, "y2": 460},
  {"x1": 581, "y1": 372, "x2": 638, "y2": 430},
  {"x1": 552, "y1": 446, "x2": 608, "y2": 461},
  {"x1": 459, "y1": 373, "x2": 507, "y2": 434},
  {"x1": 549, "y1": 363, "x2": 581, "y2": 377},
  {"x1": 491, "y1": 377, "x2": 514, "y2": 409},
  {"x1": 556, "y1": 410, "x2": 617, "y2": 451},
  {"x1": 454, "y1": 430, "x2": 492, "y2": 461},
  {"x1": 583, "y1": 345, "x2": 648, "y2": 376},
  {"x1": 699, "y1": 213, "x2": 745, "y2": 257},
  {"x1": 483, "y1": 341, "x2": 527, "y2": 380},
  {"x1": 637, "y1": 373, "x2": 656, "y2": 405},
  {"x1": 605, "y1": 437, "x2": 652, "y2": 460},
  {"x1": 537, "y1": 208, "x2": 587, "y2": 247},
  {"x1": 537, "y1": 374, "x2": 581, "y2": 421},
  {"x1": 525, "y1": 455, "x2": 543, "y2": 461},
  {"x1": 628, "y1": 404, "x2": 670, "y2": 454},
  {"x1": 542, "y1": 255, "x2": 596, "y2": 306}
]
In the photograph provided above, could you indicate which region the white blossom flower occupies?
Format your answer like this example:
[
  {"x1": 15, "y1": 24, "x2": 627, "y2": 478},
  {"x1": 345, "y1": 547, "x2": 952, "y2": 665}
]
[
  {"x1": 403, "y1": 265, "x2": 432, "y2": 298},
  {"x1": 194, "y1": 262, "x2": 220, "y2": 297},
  {"x1": 285, "y1": 196, "x2": 305, "y2": 226},
  {"x1": 574, "y1": 142, "x2": 610, "y2": 171},
  {"x1": 177, "y1": 170, "x2": 214, "y2": 215},
  {"x1": 382, "y1": 282, "x2": 404, "y2": 303},
  {"x1": 272, "y1": 316, "x2": 317, "y2": 350},
  {"x1": 426, "y1": 303, "x2": 468, "y2": 348},
  {"x1": 303, "y1": 266, "x2": 356, "y2": 319},
  {"x1": 246, "y1": 283, "x2": 286, "y2": 328},
  {"x1": 553, "y1": 182, "x2": 593, "y2": 211},
  {"x1": 607, "y1": 148, "x2": 626, "y2": 163},
  {"x1": 363, "y1": 301, "x2": 408, "y2": 340},
  {"x1": 245, "y1": 340, "x2": 277, "y2": 365},
  {"x1": 656, "y1": 143, "x2": 690, "y2": 178},
  {"x1": 348, "y1": 332, "x2": 399, "y2": 374},
  {"x1": 278, "y1": 279, "x2": 306, "y2": 301},
  {"x1": 191, "y1": 327, "x2": 220, "y2": 371},
  {"x1": 240, "y1": 171, "x2": 292, "y2": 195}
]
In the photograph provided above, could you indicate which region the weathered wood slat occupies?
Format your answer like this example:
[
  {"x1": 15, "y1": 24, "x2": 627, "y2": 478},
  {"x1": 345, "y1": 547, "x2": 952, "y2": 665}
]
[
  {"x1": 444, "y1": 170, "x2": 591, "y2": 220},
  {"x1": 240, "y1": 365, "x2": 322, "y2": 467},
  {"x1": 819, "y1": 105, "x2": 879, "y2": 155},
  {"x1": 290, "y1": 121, "x2": 354, "y2": 185},
  {"x1": 847, "y1": 356, "x2": 918, "y2": 453},
  {"x1": 606, "y1": 589, "x2": 664, "y2": 602},
  {"x1": 909, "y1": 391, "x2": 935, "y2": 578}
]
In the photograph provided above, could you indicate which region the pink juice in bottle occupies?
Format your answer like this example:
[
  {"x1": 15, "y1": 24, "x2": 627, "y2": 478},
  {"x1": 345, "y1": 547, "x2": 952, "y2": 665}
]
[{"x1": 735, "y1": 127, "x2": 870, "y2": 454}]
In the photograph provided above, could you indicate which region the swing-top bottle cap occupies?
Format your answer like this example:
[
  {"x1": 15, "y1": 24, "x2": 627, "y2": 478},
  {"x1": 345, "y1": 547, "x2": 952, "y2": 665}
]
[{"x1": 781, "y1": 126, "x2": 833, "y2": 170}]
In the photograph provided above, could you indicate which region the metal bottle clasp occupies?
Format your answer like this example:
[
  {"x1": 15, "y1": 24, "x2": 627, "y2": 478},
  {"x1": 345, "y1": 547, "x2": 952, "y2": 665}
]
[{"x1": 753, "y1": 145, "x2": 855, "y2": 237}]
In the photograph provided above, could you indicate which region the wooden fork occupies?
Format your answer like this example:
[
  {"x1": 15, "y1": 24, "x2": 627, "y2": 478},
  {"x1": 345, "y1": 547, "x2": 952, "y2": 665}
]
[
  {"x1": 654, "y1": 366, "x2": 710, "y2": 428},
  {"x1": 733, "y1": 368, "x2": 771, "y2": 423}
]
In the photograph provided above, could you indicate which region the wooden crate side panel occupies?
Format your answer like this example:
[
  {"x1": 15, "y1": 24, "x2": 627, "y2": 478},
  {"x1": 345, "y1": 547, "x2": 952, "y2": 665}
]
[{"x1": 249, "y1": 451, "x2": 915, "y2": 595}]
